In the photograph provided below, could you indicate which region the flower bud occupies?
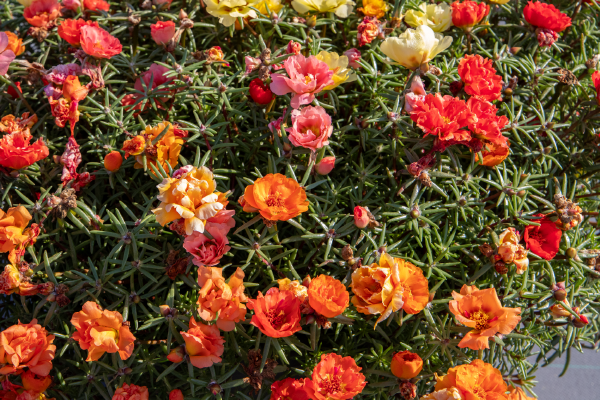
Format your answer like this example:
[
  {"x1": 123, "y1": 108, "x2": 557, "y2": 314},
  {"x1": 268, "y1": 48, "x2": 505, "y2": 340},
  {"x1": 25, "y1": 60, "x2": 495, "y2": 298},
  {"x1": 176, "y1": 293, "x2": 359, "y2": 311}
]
[
  {"x1": 517, "y1": 190, "x2": 526, "y2": 197},
  {"x1": 169, "y1": 389, "x2": 184, "y2": 400},
  {"x1": 553, "y1": 289, "x2": 567, "y2": 301},
  {"x1": 104, "y1": 151, "x2": 123, "y2": 172},
  {"x1": 316, "y1": 156, "x2": 335, "y2": 175},
  {"x1": 167, "y1": 346, "x2": 185, "y2": 363},
  {"x1": 283, "y1": 143, "x2": 292, "y2": 152},
  {"x1": 306, "y1": 15, "x2": 317, "y2": 28},
  {"x1": 353, "y1": 206, "x2": 370, "y2": 228},
  {"x1": 208, "y1": 381, "x2": 222, "y2": 395},
  {"x1": 566, "y1": 247, "x2": 577, "y2": 259},
  {"x1": 391, "y1": 351, "x2": 423, "y2": 379},
  {"x1": 410, "y1": 206, "x2": 420, "y2": 219}
]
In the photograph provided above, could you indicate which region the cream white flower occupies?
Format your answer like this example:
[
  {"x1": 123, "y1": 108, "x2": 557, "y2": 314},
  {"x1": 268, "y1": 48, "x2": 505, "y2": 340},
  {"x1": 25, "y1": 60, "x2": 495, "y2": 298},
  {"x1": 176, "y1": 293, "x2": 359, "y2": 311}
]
[
  {"x1": 380, "y1": 25, "x2": 452, "y2": 70},
  {"x1": 316, "y1": 51, "x2": 358, "y2": 90},
  {"x1": 421, "y1": 387, "x2": 464, "y2": 400},
  {"x1": 404, "y1": 2, "x2": 453, "y2": 33},
  {"x1": 291, "y1": 0, "x2": 355, "y2": 18},
  {"x1": 205, "y1": 0, "x2": 260, "y2": 27}
]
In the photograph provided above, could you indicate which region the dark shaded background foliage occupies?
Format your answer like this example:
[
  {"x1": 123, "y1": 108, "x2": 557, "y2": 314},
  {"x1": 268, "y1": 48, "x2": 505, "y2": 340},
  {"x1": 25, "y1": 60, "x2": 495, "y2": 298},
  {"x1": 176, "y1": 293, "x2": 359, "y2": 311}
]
[{"x1": 2, "y1": 0, "x2": 600, "y2": 398}]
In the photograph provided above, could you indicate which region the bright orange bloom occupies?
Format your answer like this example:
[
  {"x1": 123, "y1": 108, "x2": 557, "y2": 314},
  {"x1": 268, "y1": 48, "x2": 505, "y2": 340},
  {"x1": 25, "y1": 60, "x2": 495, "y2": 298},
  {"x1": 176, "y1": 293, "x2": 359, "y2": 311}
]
[
  {"x1": 83, "y1": 0, "x2": 110, "y2": 11},
  {"x1": 480, "y1": 141, "x2": 510, "y2": 167},
  {"x1": 351, "y1": 254, "x2": 429, "y2": 326},
  {"x1": 180, "y1": 317, "x2": 225, "y2": 369},
  {"x1": 80, "y1": 25, "x2": 122, "y2": 59},
  {"x1": 151, "y1": 20, "x2": 176, "y2": 46},
  {"x1": 21, "y1": 370, "x2": 52, "y2": 393},
  {"x1": 0, "y1": 319, "x2": 56, "y2": 376},
  {"x1": 458, "y1": 54, "x2": 502, "y2": 102},
  {"x1": 4, "y1": 32, "x2": 25, "y2": 56},
  {"x1": 390, "y1": 350, "x2": 423, "y2": 379},
  {"x1": 0, "y1": 206, "x2": 32, "y2": 254},
  {"x1": 71, "y1": 301, "x2": 136, "y2": 361},
  {"x1": 23, "y1": 0, "x2": 61, "y2": 27},
  {"x1": 451, "y1": 1, "x2": 489, "y2": 29},
  {"x1": 357, "y1": 0, "x2": 388, "y2": 18},
  {"x1": 308, "y1": 274, "x2": 349, "y2": 318},
  {"x1": 0, "y1": 114, "x2": 48, "y2": 170},
  {"x1": 112, "y1": 383, "x2": 149, "y2": 400},
  {"x1": 435, "y1": 359, "x2": 508, "y2": 400},
  {"x1": 248, "y1": 287, "x2": 302, "y2": 338},
  {"x1": 122, "y1": 135, "x2": 146, "y2": 158},
  {"x1": 58, "y1": 19, "x2": 99, "y2": 46},
  {"x1": 508, "y1": 387, "x2": 536, "y2": 400},
  {"x1": 196, "y1": 266, "x2": 248, "y2": 331},
  {"x1": 242, "y1": 173, "x2": 309, "y2": 221},
  {"x1": 133, "y1": 121, "x2": 184, "y2": 173},
  {"x1": 306, "y1": 353, "x2": 366, "y2": 400},
  {"x1": 449, "y1": 285, "x2": 521, "y2": 350},
  {"x1": 104, "y1": 151, "x2": 123, "y2": 172},
  {"x1": 410, "y1": 94, "x2": 475, "y2": 143},
  {"x1": 271, "y1": 377, "x2": 311, "y2": 400}
]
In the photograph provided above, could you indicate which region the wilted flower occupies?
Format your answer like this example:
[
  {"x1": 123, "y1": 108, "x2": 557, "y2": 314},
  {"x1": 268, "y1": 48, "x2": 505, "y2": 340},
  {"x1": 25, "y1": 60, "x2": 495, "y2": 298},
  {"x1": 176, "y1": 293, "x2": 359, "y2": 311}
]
[
  {"x1": 343, "y1": 48, "x2": 361, "y2": 68},
  {"x1": 205, "y1": 0, "x2": 260, "y2": 27},
  {"x1": 48, "y1": 75, "x2": 89, "y2": 135},
  {"x1": 405, "y1": 2, "x2": 452, "y2": 33},
  {"x1": 480, "y1": 141, "x2": 510, "y2": 167},
  {"x1": 80, "y1": 25, "x2": 123, "y2": 59},
  {"x1": 391, "y1": 351, "x2": 423, "y2": 379},
  {"x1": 308, "y1": 274, "x2": 349, "y2": 318},
  {"x1": 497, "y1": 228, "x2": 529, "y2": 274},
  {"x1": 180, "y1": 317, "x2": 225, "y2": 368},
  {"x1": 357, "y1": 17, "x2": 383, "y2": 47},
  {"x1": 0, "y1": 319, "x2": 56, "y2": 376},
  {"x1": 404, "y1": 76, "x2": 427, "y2": 112},
  {"x1": 316, "y1": 51, "x2": 358, "y2": 90},
  {"x1": 381, "y1": 25, "x2": 452, "y2": 70},
  {"x1": 305, "y1": 353, "x2": 366, "y2": 400},
  {"x1": 291, "y1": 0, "x2": 355, "y2": 18},
  {"x1": 112, "y1": 384, "x2": 149, "y2": 400},
  {"x1": 248, "y1": 287, "x2": 302, "y2": 338},
  {"x1": 242, "y1": 173, "x2": 309, "y2": 221},
  {"x1": 287, "y1": 40, "x2": 302, "y2": 55},
  {"x1": 451, "y1": 0, "x2": 489, "y2": 30}
]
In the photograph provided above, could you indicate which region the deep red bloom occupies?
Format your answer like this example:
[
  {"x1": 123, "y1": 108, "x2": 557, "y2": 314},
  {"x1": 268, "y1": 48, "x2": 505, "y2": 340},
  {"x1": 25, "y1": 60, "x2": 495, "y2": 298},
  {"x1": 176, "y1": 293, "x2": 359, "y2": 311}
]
[
  {"x1": 524, "y1": 213, "x2": 562, "y2": 260},
  {"x1": 523, "y1": 1, "x2": 571, "y2": 33},
  {"x1": 592, "y1": 71, "x2": 600, "y2": 105},
  {"x1": 7, "y1": 81, "x2": 21, "y2": 99},
  {"x1": 270, "y1": 378, "x2": 311, "y2": 400},
  {"x1": 249, "y1": 78, "x2": 274, "y2": 105},
  {"x1": 410, "y1": 93, "x2": 475, "y2": 142},
  {"x1": 58, "y1": 19, "x2": 100, "y2": 47},
  {"x1": 458, "y1": 54, "x2": 502, "y2": 102},
  {"x1": 451, "y1": 1, "x2": 489, "y2": 29},
  {"x1": 466, "y1": 98, "x2": 508, "y2": 146}
]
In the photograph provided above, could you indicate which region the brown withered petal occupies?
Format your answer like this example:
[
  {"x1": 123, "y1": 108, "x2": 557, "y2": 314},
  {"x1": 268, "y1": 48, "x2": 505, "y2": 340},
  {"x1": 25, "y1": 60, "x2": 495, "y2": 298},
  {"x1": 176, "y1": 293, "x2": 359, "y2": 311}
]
[{"x1": 242, "y1": 349, "x2": 277, "y2": 393}]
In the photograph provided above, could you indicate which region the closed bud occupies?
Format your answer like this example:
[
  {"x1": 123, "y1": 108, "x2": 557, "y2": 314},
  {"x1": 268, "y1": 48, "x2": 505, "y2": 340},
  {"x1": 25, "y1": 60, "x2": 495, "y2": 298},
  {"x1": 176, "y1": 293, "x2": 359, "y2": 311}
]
[
  {"x1": 306, "y1": 15, "x2": 317, "y2": 28},
  {"x1": 566, "y1": 247, "x2": 577, "y2": 259},
  {"x1": 517, "y1": 190, "x2": 526, "y2": 197},
  {"x1": 410, "y1": 206, "x2": 420, "y2": 219},
  {"x1": 504, "y1": 87, "x2": 513, "y2": 96},
  {"x1": 169, "y1": 389, "x2": 184, "y2": 400},
  {"x1": 553, "y1": 289, "x2": 567, "y2": 301},
  {"x1": 208, "y1": 381, "x2": 222, "y2": 395},
  {"x1": 315, "y1": 156, "x2": 335, "y2": 175},
  {"x1": 302, "y1": 275, "x2": 311, "y2": 288},
  {"x1": 353, "y1": 206, "x2": 370, "y2": 228},
  {"x1": 178, "y1": 9, "x2": 188, "y2": 19},
  {"x1": 283, "y1": 143, "x2": 292, "y2": 152}
]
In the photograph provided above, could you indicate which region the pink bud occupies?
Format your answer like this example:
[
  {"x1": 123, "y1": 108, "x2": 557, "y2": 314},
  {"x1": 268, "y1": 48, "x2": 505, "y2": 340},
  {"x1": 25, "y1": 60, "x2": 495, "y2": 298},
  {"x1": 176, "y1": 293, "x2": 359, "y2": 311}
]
[
  {"x1": 316, "y1": 156, "x2": 335, "y2": 175},
  {"x1": 287, "y1": 40, "x2": 302, "y2": 55},
  {"x1": 354, "y1": 206, "x2": 370, "y2": 229},
  {"x1": 343, "y1": 48, "x2": 361, "y2": 69}
]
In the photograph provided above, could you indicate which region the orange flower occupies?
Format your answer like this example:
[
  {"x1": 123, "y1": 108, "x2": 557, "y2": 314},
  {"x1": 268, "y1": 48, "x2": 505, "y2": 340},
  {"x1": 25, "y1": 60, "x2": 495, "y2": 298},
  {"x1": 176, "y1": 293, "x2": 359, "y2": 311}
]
[
  {"x1": 242, "y1": 173, "x2": 309, "y2": 221},
  {"x1": 180, "y1": 317, "x2": 225, "y2": 369},
  {"x1": 508, "y1": 387, "x2": 536, "y2": 400},
  {"x1": 80, "y1": 25, "x2": 122, "y2": 59},
  {"x1": 104, "y1": 151, "x2": 123, "y2": 172},
  {"x1": 112, "y1": 383, "x2": 149, "y2": 400},
  {"x1": 196, "y1": 266, "x2": 248, "y2": 331},
  {"x1": 58, "y1": 19, "x2": 99, "y2": 46},
  {"x1": 48, "y1": 75, "x2": 88, "y2": 135},
  {"x1": 21, "y1": 370, "x2": 52, "y2": 393},
  {"x1": 0, "y1": 263, "x2": 48, "y2": 296},
  {"x1": 449, "y1": 285, "x2": 521, "y2": 350},
  {"x1": 390, "y1": 350, "x2": 423, "y2": 379},
  {"x1": 451, "y1": 0, "x2": 489, "y2": 30},
  {"x1": 457, "y1": 54, "x2": 502, "y2": 102},
  {"x1": 4, "y1": 32, "x2": 25, "y2": 56},
  {"x1": 23, "y1": 0, "x2": 61, "y2": 27},
  {"x1": 350, "y1": 254, "x2": 429, "y2": 326},
  {"x1": 480, "y1": 141, "x2": 510, "y2": 167},
  {"x1": 133, "y1": 121, "x2": 184, "y2": 173},
  {"x1": 248, "y1": 287, "x2": 302, "y2": 338},
  {"x1": 0, "y1": 319, "x2": 56, "y2": 376},
  {"x1": 308, "y1": 274, "x2": 349, "y2": 318},
  {"x1": 122, "y1": 135, "x2": 146, "y2": 158},
  {"x1": 71, "y1": 301, "x2": 136, "y2": 361},
  {"x1": 435, "y1": 359, "x2": 507, "y2": 400},
  {"x1": 0, "y1": 206, "x2": 32, "y2": 254},
  {"x1": 357, "y1": 0, "x2": 388, "y2": 18},
  {"x1": 0, "y1": 114, "x2": 48, "y2": 170},
  {"x1": 152, "y1": 165, "x2": 227, "y2": 235},
  {"x1": 271, "y1": 377, "x2": 311, "y2": 400},
  {"x1": 83, "y1": 0, "x2": 110, "y2": 11},
  {"x1": 151, "y1": 20, "x2": 176, "y2": 46},
  {"x1": 306, "y1": 353, "x2": 366, "y2": 400}
]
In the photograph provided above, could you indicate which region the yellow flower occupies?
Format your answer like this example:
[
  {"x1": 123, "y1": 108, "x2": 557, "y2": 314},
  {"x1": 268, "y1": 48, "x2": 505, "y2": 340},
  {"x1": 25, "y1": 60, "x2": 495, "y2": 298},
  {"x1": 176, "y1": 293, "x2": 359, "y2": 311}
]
[
  {"x1": 316, "y1": 51, "x2": 358, "y2": 90},
  {"x1": 205, "y1": 0, "x2": 261, "y2": 27},
  {"x1": 134, "y1": 121, "x2": 184, "y2": 173},
  {"x1": 291, "y1": 0, "x2": 355, "y2": 18},
  {"x1": 404, "y1": 2, "x2": 453, "y2": 33},
  {"x1": 488, "y1": 0, "x2": 510, "y2": 4},
  {"x1": 380, "y1": 25, "x2": 452, "y2": 70},
  {"x1": 257, "y1": 0, "x2": 283, "y2": 15},
  {"x1": 358, "y1": 0, "x2": 388, "y2": 19}
]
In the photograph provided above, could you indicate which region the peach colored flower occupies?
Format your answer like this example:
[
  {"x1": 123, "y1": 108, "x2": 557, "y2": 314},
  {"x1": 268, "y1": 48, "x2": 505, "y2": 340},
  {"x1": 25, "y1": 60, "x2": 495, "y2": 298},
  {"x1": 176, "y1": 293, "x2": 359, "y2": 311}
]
[
  {"x1": 248, "y1": 287, "x2": 302, "y2": 338},
  {"x1": 80, "y1": 25, "x2": 122, "y2": 59},
  {"x1": 112, "y1": 384, "x2": 149, "y2": 400},
  {"x1": 308, "y1": 274, "x2": 349, "y2": 318},
  {"x1": 391, "y1": 351, "x2": 423, "y2": 379},
  {"x1": 497, "y1": 228, "x2": 529, "y2": 274},
  {"x1": 151, "y1": 20, "x2": 176, "y2": 46},
  {"x1": 508, "y1": 387, "x2": 536, "y2": 400},
  {"x1": 270, "y1": 54, "x2": 334, "y2": 109},
  {"x1": 71, "y1": 301, "x2": 136, "y2": 361},
  {"x1": 183, "y1": 224, "x2": 231, "y2": 267},
  {"x1": 23, "y1": 0, "x2": 61, "y2": 28},
  {"x1": 4, "y1": 32, "x2": 25, "y2": 56},
  {"x1": 449, "y1": 285, "x2": 521, "y2": 350},
  {"x1": 435, "y1": 359, "x2": 507, "y2": 400},
  {"x1": 353, "y1": 206, "x2": 370, "y2": 228},
  {"x1": 242, "y1": 173, "x2": 309, "y2": 221},
  {"x1": 0, "y1": 206, "x2": 32, "y2": 254},
  {"x1": 196, "y1": 266, "x2": 248, "y2": 331},
  {"x1": 287, "y1": 106, "x2": 333, "y2": 151},
  {"x1": 0, "y1": 319, "x2": 56, "y2": 376},
  {"x1": 305, "y1": 353, "x2": 366, "y2": 400},
  {"x1": 180, "y1": 317, "x2": 225, "y2": 369}
]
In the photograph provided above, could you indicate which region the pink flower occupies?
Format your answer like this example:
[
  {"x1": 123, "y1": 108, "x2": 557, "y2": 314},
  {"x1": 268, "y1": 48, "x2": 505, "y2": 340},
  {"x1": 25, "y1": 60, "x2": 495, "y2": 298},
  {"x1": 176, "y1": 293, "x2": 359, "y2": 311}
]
[
  {"x1": 183, "y1": 224, "x2": 231, "y2": 267},
  {"x1": 344, "y1": 48, "x2": 361, "y2": 69},
  {"x1": 151, "y1": 20, "x2": 176, "y2": 46},
  {"x1": 206, "y1": 209, "x2": 236, "y2": 234},
  {"x1": 0, "y1": 32, "x2": 16, "y2": 76},
  {"x1": 62, "y1": 0, "x2": 81, "y2": 10},
  {"x1": 286, "y1": 106, "x2": 333, "y2": 151},
  {"x1": 404, "y1": 76, "x2": 426, "y2": 113},
  {"x1": 135, "y1": 63, "x2": 173, "y2": 91},
  {"x1": 354, "y1": 206, "x2": 370, "y2": 228},
  {"x1": 316, "y1": 156, "x2": 335, "y2": 175},
  {"x1": 287, "y1": 40, "x2": 302, "y2": 54},
  {"x1": 270, "y1": 54, "x2": 334, "y2": 109},
  {"x1": 244, "y1": 55, "x2": 261, "y2": 76},
  {"x1": 80, "y1": 25, "x2": 122, "y2": 59}
]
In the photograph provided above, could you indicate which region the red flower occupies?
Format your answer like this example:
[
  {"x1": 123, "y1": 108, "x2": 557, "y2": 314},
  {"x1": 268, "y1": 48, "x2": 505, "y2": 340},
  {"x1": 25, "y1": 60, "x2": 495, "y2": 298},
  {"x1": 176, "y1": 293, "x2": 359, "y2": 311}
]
[
  {"x1": 0, "y1": 114, "x2": 48, "y2": 170},
  {"x1": 83, "y1": 0, "x2": 110, "y2": 11},
  {"x1": 247, "y1": 287, "x2": 302, "y2": 338},
  {"x1": 410, "y1": 93, "x2": 475, "y2": 142},
  {"x1": 23, "y1": 0, "x2": 61, "y2": 28},
  {"x1": 458, "y1": 54, "x2": 502, "y2": 102},
  {"x1": 466, "y1": 98, "x2": 508, "y2": 146},
  {"x1": 7, "y1": 81, "x2": 21, "y2": 99},
  {"x1": 592, "y1": 71, "x2": 600, "y2": 105},
  {"x1": 523, "y1": 1, "x2": 571, "y2": 33},
  {"x1": 306, "y1": 353, "x2": 367, "y2": 400},
  {"x1": 451, "y1": 1, "x2": 489, "y2": 29},
  {"x1": 151, "y1": 20, "x2": 176, "y2": 46},
  {"x1": 270, "y1": 378, "x2": 311, "y2": 400},
  {"x1": 524, "y1": 213, "x2": 562, "y2": 260},
  {"x1": 249, "y1": 78, "x2": 274, "y2": 105},
  {"x1": 58, "y1": 19, "x2": 99, "y2": 47},
  {"x1": 80, "y1": 25, "x2": 122, "y2": 59}
]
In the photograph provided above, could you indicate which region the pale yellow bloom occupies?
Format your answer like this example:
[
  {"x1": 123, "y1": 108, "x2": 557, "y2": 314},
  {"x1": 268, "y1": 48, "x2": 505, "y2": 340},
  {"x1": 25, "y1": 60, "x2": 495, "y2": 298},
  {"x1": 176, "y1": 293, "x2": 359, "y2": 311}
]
[
  {"x1": 257, "y1": 0, "x2": 283, "y2": 15},
  {"x1": 205, "y1": 0, "x2": 261, "y2": 27},
  {"x1": 421, "y1": 387, "x2": 464, "y2": 400},
  {"x1": 380, "y1": 25, "x2": 452, "y2": 70},
  {"x1": 316, "y1": 51, "x2": 357, "y2": 90},
  {"x1": 404, "y1": 2, "x2": 453, "y2": 33},
  {"x1": 291, "y1": 0, "x2": 355, "y2": 18}
]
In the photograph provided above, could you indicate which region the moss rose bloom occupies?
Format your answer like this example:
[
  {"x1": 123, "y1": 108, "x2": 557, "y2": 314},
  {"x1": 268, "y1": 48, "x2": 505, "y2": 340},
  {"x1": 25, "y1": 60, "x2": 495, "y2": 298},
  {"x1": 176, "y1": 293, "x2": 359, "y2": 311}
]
[
  {"x1": 80, "y1": 25, "x2": 123, "y2": 59},
  {"x1": 112, "y1": 383, "x2": 149, "y2": 400},
  {"x1": 23, "y1": 0, "x2": 61, "y2": 27},
  {"x1": 308, "y1": 274, "x2": 350, "y2": 318},
  {"x1": 242, "y1": 173, "x2": 309, "y2": 221},
  {"x1": 183, "y1": 224, "x2": 231, "y2": 267},
  {"x1": 458, "y1": 54, "x2": 502, "y2": 102},
  {"x1": 391, "y1": 351, "x2": 423, "y2": 379},
  {"x1": 180, "y1": 317, "x2": 225, "y2": 369},
  {"x1": 270, "y1": 377, "x2": 311, "y2": 400},
  {"x1": 287, "y1": 105, "x2": 333, "y2": 151},
  {"x1": 0, "y1": 319, "x2": 56, "y2": 376},
  {"x1": 523, "y1": 1, "x2": 571, "y2": 32},
  {"x1": 58, "y1": 19, "x2": 100, "y2": 47},
  {"x1": 410, "y1": 93, "x2": 474, "y2": 143},
  {"x1": 306, "y1": 353, "x2": 367, "y2": 400},
  {"x1": 523, "y1": 213, "x2": 562, "y2": 260},
  {"x1": 435, "y1": 359, "x2": 507, "y2": 399},
  {"x1": 248, "y1": 287, "x2": 302, "y2": 338},
  {"x1": 150, "y1": 20, "x2": 176, "y2": 46},
  {"x1": 451, "y1": 0, "x2": 489, "y2": 29}
]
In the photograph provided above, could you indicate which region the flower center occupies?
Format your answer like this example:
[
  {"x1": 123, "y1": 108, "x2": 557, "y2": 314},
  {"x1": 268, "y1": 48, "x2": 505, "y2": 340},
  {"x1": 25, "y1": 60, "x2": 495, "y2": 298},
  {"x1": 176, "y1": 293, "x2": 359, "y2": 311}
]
[
  {"x1": 301, "y1": 125, "x2": 322, "y2": 137},
  {"x1": 470, "y1": 310, "x2": 490, "y2": 331},
  {"x1": 266, "y1": 309, "x2": 286, "y2": 329},
  {"x1": 442, "y1": 116, "x2": 452, "y2": 124},
  {"x1": 321, "y1": 374, "x2": 343, "y2": 394},
  {"x1": 528, "y1": 229, "x2": 546, "y2": 243},
  {"x1": 304, "y1": 74, "x2": 314, "y2": 85},
  {"x1": 266, "y1": 192, "x2": 285, "y2": 208}
]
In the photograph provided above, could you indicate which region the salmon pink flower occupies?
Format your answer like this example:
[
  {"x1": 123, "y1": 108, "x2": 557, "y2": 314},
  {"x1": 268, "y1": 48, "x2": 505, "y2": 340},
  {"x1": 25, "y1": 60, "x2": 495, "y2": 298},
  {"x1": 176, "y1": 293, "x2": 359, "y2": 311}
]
[
  {"x1": 169, "y1": 389, "x2": 184, "y2": 400},
  {"x1": 523, "y1": 1, "x2": 571, "y2": 47},
  {"x1": 248, "y1": 287, "x2": 302, "y2": 338},
  {"x1": 0, "y1": 32, "x2": 16, "y2": 75},
  {"x1": 62, "y1": 0, "x2": 81, "y2": 10},
  {"x1": 80, "y1": 25, "x2": 122, "y2": 59},
  {"x1": 151, "y1": 20, "x2": 176, "y2": 46},
  {"x1": 305, "y1": 353, "x2": 366, "y2": 400},
  {"x1": 242, "y1": 173, "x2": 309, "y2": 221},
  {"x1": 343, "y1": 48, "x2": 361, "y2": 68},
  {"x1": 451, "y1": 1, "x2": 489, "y2": 30},
  {"x1": 271, "y1": 378, "x2": 311, "y2": 400},
  {"x1": 353, "y1": 206, "x2": 370, "y2": 228},
  {"x1": 196, "y1": 266, "x2": 248, "y2": 331},
  {"x1": 404, "y1": 76, "x2": 426, "y2": 112},
  {"x1": 458, "y1": 54, "x2": 502, "y2": 102},
  {"x1": 249, "y1": 78, "x2": 274, "y2": 105},
  {"x1": 180, "y1": 317, "x2": 225, "y2": 369},
  {"x1": 270, "y1": 54, "x2": 334, "y2": 109},
  {"x1": 523, "y1": 213, "x2": 562, "y2": 260},
  {"x1": 23, "y1": 0, "x2": 61, "y2": 28},
  {"x1": 435, "y1": 360, "x2": 507, "y2": 399},
  {"x1": 287, "y1": 105, "x2": 333, "y2": 151},
  {"x1": 391, "y1": 351, "x2": 423, "y2": 379},
  {"x1": 183, "y1": 224, "x2": 231, "y2": 267},
  {"x1": 0, "y1": 114, "x2": 48, "y2": 170},
  {"x1": 449, "y1": 284, "x2": 521, "y2": 350},
  {"x1": 308, "y1": 274, "x2": 350, "y2": 318},
  {"x1": 410, "y1": 93, "x2": 475, "y2": 142},
  {"x1": 112, "y1": 384, "x2": 149, "y2": 400},
  {"x1": 58, "y1": 19, "x2": 100, "y2": 47},
  {"x1": 315, "y1": 156, "x2": 335, "y2": 175},
  {"x1": 0, "y1": 319, "x2": 56, "y2": 376}
]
